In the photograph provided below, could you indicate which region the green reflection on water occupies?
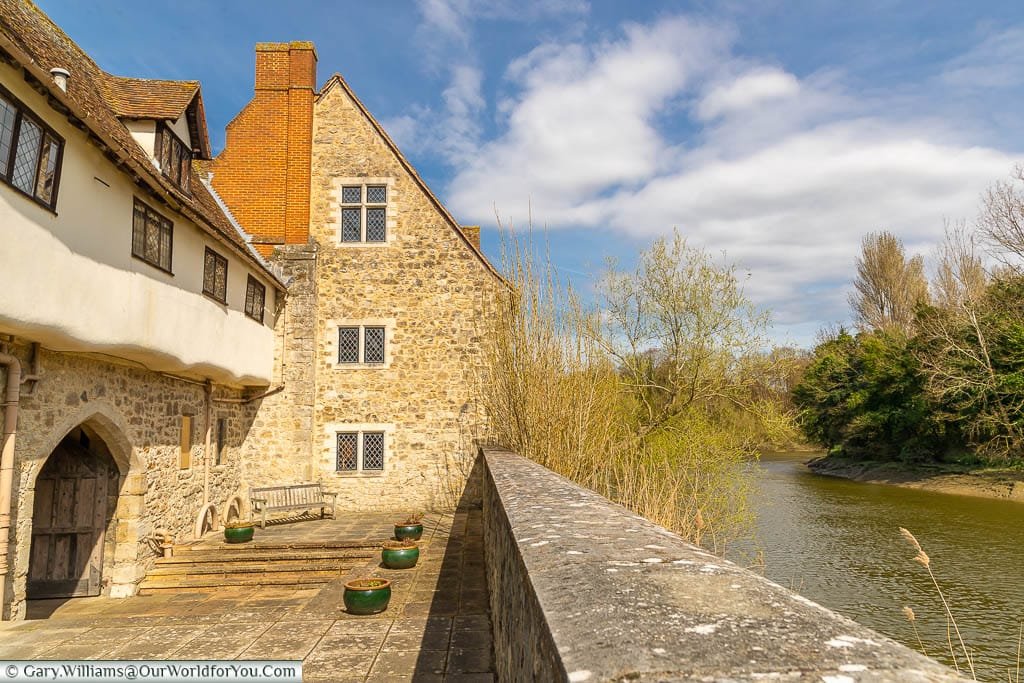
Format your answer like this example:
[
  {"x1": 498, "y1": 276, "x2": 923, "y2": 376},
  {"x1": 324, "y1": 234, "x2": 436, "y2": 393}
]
[{"x1": 745, "y1": 452, "x2": 1024, "y2": 681}]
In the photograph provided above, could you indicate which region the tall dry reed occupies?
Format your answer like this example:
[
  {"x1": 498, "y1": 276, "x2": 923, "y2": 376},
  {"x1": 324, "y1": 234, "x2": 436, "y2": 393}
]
[{"x1": 481, "y1": 226, "x2": 754, "y2": 550}]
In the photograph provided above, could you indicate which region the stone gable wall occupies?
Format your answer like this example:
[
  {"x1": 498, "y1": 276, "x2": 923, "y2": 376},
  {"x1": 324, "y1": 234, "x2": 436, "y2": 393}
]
[{"x1": 308, "y1": 83, "x2": 501, "y2": 511}]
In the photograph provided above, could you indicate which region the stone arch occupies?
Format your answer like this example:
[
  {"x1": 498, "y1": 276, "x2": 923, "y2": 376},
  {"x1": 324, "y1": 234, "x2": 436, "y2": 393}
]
[
  {"x1": 34, "y1": 402, "x2": 139, "y2": 476},
  {"x1": 193, "y1": 503, "x2": 218, "y2": 539},
  {"x1": 25, "y1": 401, "x2": 145, "y2": 601},
  {"x1": 222, "y1": 494, "x2": 245, "y2": 525}
]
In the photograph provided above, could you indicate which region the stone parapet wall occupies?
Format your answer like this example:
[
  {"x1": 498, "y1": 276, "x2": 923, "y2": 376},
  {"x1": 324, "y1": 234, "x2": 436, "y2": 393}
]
[{"x1": 480, "y1": 448, "x2": 965, "y2": 682}]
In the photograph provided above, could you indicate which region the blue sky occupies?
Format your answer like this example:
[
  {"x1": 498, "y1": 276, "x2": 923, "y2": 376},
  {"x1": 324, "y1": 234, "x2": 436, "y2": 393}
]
[{"x1": 38, "y1": 0, "x2": 1024, "y2": 347}]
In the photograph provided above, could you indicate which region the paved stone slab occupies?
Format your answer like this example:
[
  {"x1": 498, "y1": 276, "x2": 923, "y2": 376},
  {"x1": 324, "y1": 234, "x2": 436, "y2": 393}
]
[{"x1": 0, "y1": 511, "x2": 494, "y2": 681}]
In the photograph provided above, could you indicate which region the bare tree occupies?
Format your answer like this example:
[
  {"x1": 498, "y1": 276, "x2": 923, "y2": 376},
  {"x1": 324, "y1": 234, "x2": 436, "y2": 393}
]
[
  {"x1": 594, "y1": 229, "x2": 774, "y2": 434},
  {"x1": 932, "y1": 220, "x2": 987, "y2": 312},
  {"x1": 849, "y1": 231, "x2": 929, "y2": 335},
  {"x1": 978, "y1": 166, "x2": 1024, "y2": 269}
]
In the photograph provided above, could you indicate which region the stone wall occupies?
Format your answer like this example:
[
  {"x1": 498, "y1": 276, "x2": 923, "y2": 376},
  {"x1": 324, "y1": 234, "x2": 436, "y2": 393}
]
[
  {"x1": 2, "y1": 341, "x2": 256, "y2": 619},
  {"x1": 481, "y1": 448, "x2": 965, "y2": 682},
  {"x1": 306, "y1": 79, "x2": 501, "y2": 512},
  {"x1": 240, "y1": 243, "x2": 318, "y2": 489}
]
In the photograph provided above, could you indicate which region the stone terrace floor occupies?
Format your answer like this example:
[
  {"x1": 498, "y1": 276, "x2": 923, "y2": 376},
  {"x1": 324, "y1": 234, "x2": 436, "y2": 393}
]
[{"x1": 0, "y1": 510, "x2": 494, "y2": 682}]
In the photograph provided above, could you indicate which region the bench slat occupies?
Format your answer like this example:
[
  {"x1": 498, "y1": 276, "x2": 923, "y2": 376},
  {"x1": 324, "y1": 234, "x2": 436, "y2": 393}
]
[{"x1": 249, "y1": 483, "x2": 335, "y2": 528}]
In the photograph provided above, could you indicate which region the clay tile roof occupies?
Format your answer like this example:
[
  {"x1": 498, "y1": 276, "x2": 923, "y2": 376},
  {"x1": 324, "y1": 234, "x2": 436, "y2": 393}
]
[
  {"x1": 0, "y1": 0, "x2": 282, "y2": 288},
  {"x1": 100, "y1": 75, "x2": 198, "y2": 120}
]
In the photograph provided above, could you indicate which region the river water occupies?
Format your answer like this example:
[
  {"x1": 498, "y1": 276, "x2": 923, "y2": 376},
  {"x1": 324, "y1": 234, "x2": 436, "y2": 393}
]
[{"x1": 746, "y1": 452, "x2": 1024, "y2": 682}]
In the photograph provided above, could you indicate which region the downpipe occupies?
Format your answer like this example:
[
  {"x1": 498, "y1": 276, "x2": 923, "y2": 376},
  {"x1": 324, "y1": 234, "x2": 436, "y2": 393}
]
[{"x1": 0, "y1": 351, "x2": 22, "y2": 614}]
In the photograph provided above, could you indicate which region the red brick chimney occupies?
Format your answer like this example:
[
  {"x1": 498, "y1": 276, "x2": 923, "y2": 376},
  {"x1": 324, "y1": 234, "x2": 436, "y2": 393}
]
[{"x1": 211, "y1": 42, "x2": 316, "y2": 255}]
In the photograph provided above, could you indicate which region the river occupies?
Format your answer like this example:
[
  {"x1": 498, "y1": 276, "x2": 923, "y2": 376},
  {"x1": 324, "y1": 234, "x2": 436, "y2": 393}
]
[{"x1": 747, "y1": 452, "x2": 1024, "y2": 682}]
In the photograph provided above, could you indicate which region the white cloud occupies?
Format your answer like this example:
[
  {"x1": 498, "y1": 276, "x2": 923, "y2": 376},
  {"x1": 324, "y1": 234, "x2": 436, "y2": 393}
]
[
  {"x1": 696, "y1": 67, "x2": 800, "y2": 120},
  {"x1": 436, "y1": 15, "x2": 1021, "y2": 346},
  {"x1": 942, "y1": 27, "x2": 1024, "y2": 89},
  {"x1": 448, "y1": 17, "x2": 732, "y2": 214}
]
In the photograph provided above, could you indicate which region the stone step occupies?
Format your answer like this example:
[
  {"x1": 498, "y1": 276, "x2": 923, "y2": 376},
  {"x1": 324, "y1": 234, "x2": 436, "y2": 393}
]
[
  {"x1": 155, "y1": 548, "x2": 375, "y2": 565},
  {"x1": 141, "y1": 568, "x2": 346, "y2": 585},
  {"x1": 137, "y1": 574, "x2": 333, "y2": 593},
  {"x1": 174, "y1": 540, "x2": 384, "y2": 553},
  {"x1": 146, "y1": 559, "x2": 361, "y2": 577}
]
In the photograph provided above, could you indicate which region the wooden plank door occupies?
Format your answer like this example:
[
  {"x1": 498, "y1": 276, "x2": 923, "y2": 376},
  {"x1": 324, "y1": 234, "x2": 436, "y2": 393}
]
[{"x1": 28, "y1": 440, "x2": 108, "y2": 598}]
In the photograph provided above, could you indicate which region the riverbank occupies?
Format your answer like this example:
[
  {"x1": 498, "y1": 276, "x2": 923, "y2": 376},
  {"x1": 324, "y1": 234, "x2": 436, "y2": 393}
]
[{"x1": 805, "y1": 455, "x2": 1024, "y2": 502}]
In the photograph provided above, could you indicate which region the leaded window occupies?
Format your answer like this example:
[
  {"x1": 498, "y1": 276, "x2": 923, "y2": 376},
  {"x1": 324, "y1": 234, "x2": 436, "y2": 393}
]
[
  {"x1": 203, "y1": 247, "x2": 228, "y2": 303},
  {"x1": 341, "y1": 208, "x2": 361, "y2": 242},
  {"x1": 132, "y1": 198, "x2": 173, "y2": 272},
  {"x1": 335, "y1": 325, "x2": 386, "y2": 365},
  {"x1": 335, "y1": 430, "x2": 385, "y2": 472},
  {"x1": 245, "y1": 276, "x2": 266, "y2": 324},
  {"x1": 338, "y1": 183, "x2": 388, "y2": 243},
  {"x1": 10, "y1": 117, "x2": 40, "y2": 193},
  {"x1": 0, "y1": 97, "x2": 15, "y2": 177},
  {"x1": 366, "y1": 208, "x2": 386, "y2": 242},
  {"x1": 364, "y1": 327, "x2": 385, "y2": 364},
  {"x1": 0, "y1": 88, "x2": 64, "y2": 209},
  {"x1": 338, "y1": 327, "x2": 360, "y2": 363},
  {"x1": 362, "y1": 432, "x2": 385, "y2": 470},
  {"x1": 337, "y1": 432, "x2": 358, "y2": 471},
  {"x1": 156, "y1": 123, "x2": 191, "y2": 193},
  {"x1": 0, "y1": 86, "x2": 63, "y2": 209},
  {"x1": 341, "y1": 186, "x2": 361, "y2": 204}
]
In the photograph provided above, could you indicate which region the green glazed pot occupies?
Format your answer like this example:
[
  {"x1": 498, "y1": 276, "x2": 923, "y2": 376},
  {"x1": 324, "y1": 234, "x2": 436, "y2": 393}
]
[
  {"x1": 394, "y1": 523, "x2": 423, "y2": 541},
  {"x1": 224, "y1": 525, "x2": 254, "y2": 543},
  {"x1": 343, "y1": 579, "x2": 392, "y2": 615},
  {"x1": 382, "y1": 544, "x2": 419, "y2": 569}
]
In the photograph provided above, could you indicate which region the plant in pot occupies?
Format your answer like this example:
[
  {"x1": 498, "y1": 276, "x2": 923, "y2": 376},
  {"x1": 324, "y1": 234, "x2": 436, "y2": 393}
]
[
  {"x1": 343, "y1": 578, "x2": 392, "y2": 615},
  {"x1": 223, "y1": 520, "x2": 255, "y2": 544},
  {"x1": 394, "y1": 513, "x2": 424, "y2": 541},
  {"x1": 381, "y1": 540, "x2": 419, "y2": 569}
]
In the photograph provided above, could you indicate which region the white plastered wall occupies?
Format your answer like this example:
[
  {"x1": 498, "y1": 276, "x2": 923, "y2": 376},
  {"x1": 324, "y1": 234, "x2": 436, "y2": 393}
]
[{"x1": 0, "y1": 64, "x2": 277, "y2": 386}]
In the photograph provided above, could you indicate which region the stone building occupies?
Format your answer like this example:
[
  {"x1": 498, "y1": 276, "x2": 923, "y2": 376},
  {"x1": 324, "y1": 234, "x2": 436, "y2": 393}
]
[
  {"x1": 210, "y1": 46, "x2": 503, "y2": 511},
  {"x1": 0, "y1": 0, "x2": 283, "y2": 619},
  {"x1": 0, "y1": 1, "x2": 500, "y2": 621}
]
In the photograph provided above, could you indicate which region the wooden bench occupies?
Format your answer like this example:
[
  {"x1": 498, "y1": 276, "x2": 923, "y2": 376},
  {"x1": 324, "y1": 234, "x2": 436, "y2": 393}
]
[{"x1": 249, "y1": 483, "x2": 337, "y2": 529}]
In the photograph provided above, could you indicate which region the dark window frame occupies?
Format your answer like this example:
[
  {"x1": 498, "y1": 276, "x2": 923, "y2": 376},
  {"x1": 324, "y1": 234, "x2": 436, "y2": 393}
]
[
  {"x1": 338, "y1": 326, "x2": 360, "y2": 364},
  {"x1": 202, "y1": 247, "x2": 229, "y2": 304},
  {"x1": 154, "y1": 122, "x2": 192, "y2": 194},
  {"x1": 0, "y1": 82, "x2": 64, "y2": 212},
  {"x1": 338, "y1": 183, "x2": 388, "y2": 243},
  {"x1": 363, "y1": 326, "x2": 386, "y2": 364},
  {"x1": 244, "y1": 275, "x2": 266, "y2": 324},
  {"x1": 131, "y1": 198, "x2": 174, "y2": 274},
  {"x1": 335, "y1": 430, "x2": 386, "y2": 472}
]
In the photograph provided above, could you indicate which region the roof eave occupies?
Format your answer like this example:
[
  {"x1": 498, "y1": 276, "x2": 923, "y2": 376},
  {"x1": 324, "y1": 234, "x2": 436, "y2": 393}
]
[{"x1": 0, "y1": 32, "x2": 280, "y2": 288}]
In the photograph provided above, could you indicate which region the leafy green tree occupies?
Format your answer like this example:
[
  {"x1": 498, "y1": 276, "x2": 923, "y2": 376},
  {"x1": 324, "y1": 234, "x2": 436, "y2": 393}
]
[{"x1": 794, "y1": 329, "x2": 947, "y2": 461}]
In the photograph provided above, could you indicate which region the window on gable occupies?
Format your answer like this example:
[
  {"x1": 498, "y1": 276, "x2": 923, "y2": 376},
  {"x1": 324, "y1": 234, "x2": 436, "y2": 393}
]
[
  {"x1": 0, "y1": 87, "x2": 64, "y2": 210},
  {"x1": 336, "y1": 431, "x2": 386, "y2": 472},
  {"x1": 203, "y1": 247, "x2": 228, "y2": 303},
  {"x1": 245, "y1": 276, "x2": 266, "y2": 324},
  {"x1": 339, "y1": 184, "x2": 387, "y2": 243},
  {"x1": 337, "y1": 325, "x2": 386, "y2": 365},
  {"x1": 155, "y1": 123, "x2": 191, "y2": 194},
  {"x1": 132, "y1": 198, "x2": 173, "y2": 272}
]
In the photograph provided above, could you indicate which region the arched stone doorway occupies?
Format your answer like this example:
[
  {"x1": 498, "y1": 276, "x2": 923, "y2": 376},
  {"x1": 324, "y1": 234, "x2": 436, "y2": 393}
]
[{"x1": 27, "y1": 425, "x2": 120, "y2": 599}]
